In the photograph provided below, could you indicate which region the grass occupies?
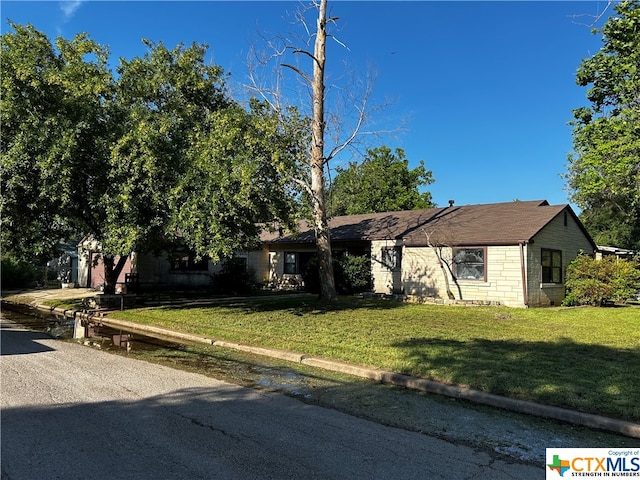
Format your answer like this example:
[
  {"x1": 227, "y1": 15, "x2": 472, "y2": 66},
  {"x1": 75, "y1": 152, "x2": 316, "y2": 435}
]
[
  {"x1": 107, "y1": 296, "x2": 640, "y2": 421},
  {"x1": 41, "y1": 298, "x2": 88, "y2": 310}
]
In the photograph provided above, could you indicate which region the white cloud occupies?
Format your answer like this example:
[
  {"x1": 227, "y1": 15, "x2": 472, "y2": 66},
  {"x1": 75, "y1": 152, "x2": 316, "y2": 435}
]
[{"x1": 60, "y1": 1, "x2": 84, "y2": 19}]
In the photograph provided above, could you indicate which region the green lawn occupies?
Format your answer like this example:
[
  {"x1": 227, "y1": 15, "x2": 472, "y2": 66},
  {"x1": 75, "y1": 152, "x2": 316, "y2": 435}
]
[{"x1": 112, "y1": 296, "x2": 640, "y2": 421}]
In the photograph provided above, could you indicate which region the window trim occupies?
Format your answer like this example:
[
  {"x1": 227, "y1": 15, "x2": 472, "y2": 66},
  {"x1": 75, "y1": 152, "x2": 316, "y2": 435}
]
[
  {"x1": 381, "y1": 246, "x2": 402, "y2": 272},
  {"x1": 283, "y1": 252, "x2": 298, "y2": 275},
  {"x1": 452, "y1": 246, "x2": 487, "y2": 282},
  {"x1": 541, "y1": 248, "x2": 563, "y2": 284}
]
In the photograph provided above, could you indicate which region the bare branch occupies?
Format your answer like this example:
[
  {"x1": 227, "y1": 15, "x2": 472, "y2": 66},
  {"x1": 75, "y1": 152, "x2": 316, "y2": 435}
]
[
  {"x1": 330, "y1": 34, "x2": 349, "y2": 51},
  {"x1": 282, "y1": 63, "x2": 314, "y2": 85},
  {"x1": 287, "y1": 172, "x2": 313, "y2": 196},
  {"x1": 569, "y1": 0, "x2": 614, "y2": 28},
  {"x1": 290, "y1": 47, "x2": 317, "y2": 63}
]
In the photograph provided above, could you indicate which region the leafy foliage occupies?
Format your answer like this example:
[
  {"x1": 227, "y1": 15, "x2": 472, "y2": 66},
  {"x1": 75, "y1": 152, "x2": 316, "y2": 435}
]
[
  {"x1": 565, "y1": 1, "x2": 640, "y2": 250},
  {"x1": 210, "y1": 257, "x2": 258, "y2": 295},
  {"x1": 1, "y1": 24, "x2": 303, "y2": 291},
  {"x1": 335, "y1": 254, "x2": 372, "y2": 294},
  {"x1": 563, "y1": 254, "x2": 640, "y2": 306},
  {"x1": 0, "y1": 255, "x2": 41, "y2": 289},
  {"x1": 1, "y1": 23, "x2": 114, "y2": 263},
  {"x1": 167, "y1": 99, "x2": 305, "y2": 261},
  {"x1": 328, "y1": 146, "x2": 435, "y2": 217},
  {"x1": 302, "y1": 254, "x2": 372, "y2": 295}
]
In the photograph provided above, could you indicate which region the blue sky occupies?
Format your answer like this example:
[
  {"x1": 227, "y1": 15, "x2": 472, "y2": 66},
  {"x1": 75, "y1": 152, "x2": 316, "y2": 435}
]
[{"x1": 1, "y1": 1, "x2": 613, "y2": 210}]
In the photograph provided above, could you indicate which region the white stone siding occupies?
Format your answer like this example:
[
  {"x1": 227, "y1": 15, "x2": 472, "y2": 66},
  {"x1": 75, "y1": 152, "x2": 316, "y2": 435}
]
[
  {"x1": 371, "y1": 239, "x2": 403, "y2": 294},
  {"x1": 526, "y1": 211, "x2": 595, "y2": 306},
  {"x1": 402, "y1": 245, "x2": 526, "y2": 307},
  {"x1": 269, "y1": 251, "x2": 279, "y2": 281},
  {"x1": 401, "y1": 246, "x2": 442, "y2": 298},
  {"x1": 266, "y1": 245, "x2": 315, "y2": 286}
]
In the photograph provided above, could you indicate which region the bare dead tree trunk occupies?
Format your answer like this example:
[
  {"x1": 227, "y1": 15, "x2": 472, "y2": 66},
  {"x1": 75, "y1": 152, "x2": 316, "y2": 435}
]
[
  {"x1": 311, "y1": 0, "x2": 336, "y2": 301},
  {"x1": 248, "y1": 0, "x2": 387, "y2": 301}
]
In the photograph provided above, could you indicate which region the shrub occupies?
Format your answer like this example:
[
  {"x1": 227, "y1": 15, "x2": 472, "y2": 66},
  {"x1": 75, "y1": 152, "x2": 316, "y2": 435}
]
[
  {"x1": 301, "y1": 256, "x2": 321, "y2": 294},
  {"x1": 301, "y1": 254, "x2": 372, "y2": 295},
  {"x1": 210, "y1": 258, "x2": 258, "y2": 295},
  {"x1": 563, "y1": 254, "x2": 640, "y2": 306},
  {"x1": 1, "y1": 257, "x2": 41, "y2": 289},
  {"x1": 335, "y1": 254, "x2": 372, "y2": 294}
]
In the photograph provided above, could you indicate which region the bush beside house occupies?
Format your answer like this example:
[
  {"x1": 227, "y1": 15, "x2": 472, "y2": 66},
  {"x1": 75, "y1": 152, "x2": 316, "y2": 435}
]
[
  {"x1": 210, "y1": 257, "x2": 259, "y2": 295},
  {"x1": 563, "y1": 254, "x2": 640, "y2": 306},
  {"x1": 302, "y1": 255, "x2": 372, "y2": 295}
]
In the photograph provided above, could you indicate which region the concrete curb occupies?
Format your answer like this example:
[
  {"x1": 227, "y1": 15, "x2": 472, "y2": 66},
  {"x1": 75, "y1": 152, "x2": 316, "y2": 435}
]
[{"x1": 5, "y1": 300, "x2": 640, "y2": 439}]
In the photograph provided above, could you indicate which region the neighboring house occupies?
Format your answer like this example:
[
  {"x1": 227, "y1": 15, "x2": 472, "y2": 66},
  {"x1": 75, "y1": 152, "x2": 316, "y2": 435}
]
[
  {"x1": 77, "y1": 238, "x2": 266, "y2": 291},
  {"x1": 77, "y1": 238, "x2": 134, "y2": 290},
  {"x1": 258, "y1": 200, "x2": 597, "y2": 307},
  {"x1": 595, "y1": 245, "x2": 636, "y2": 260}
]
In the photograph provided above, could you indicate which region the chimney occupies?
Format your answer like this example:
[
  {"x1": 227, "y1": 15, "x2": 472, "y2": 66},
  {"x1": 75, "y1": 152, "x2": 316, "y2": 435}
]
[{"x1": 448, "y1": 199, "x2": 455, "y2": 207}]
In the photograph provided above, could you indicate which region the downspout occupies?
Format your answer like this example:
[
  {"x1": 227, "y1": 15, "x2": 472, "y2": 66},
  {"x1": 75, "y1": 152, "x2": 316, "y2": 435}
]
[{"x1": 519, "y1": 241, "x2": 528, "y2": 307}]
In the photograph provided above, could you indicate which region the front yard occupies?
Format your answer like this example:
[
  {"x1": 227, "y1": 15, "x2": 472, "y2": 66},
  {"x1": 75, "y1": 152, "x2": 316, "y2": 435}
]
[{"x1": 106, "y1": 296, "x2": 639, "y2": 421}]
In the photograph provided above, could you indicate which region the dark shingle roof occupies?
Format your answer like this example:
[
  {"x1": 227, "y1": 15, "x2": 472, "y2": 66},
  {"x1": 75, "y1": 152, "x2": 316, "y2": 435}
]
[{"x1": 260, "y1": 200, "x2": 594, "y2": 247}]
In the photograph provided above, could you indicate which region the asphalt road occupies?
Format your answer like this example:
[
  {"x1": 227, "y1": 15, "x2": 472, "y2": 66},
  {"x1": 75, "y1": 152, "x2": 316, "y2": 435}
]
[{"x1": 0, "y1": 317, "x2": 544, "y2": 480}]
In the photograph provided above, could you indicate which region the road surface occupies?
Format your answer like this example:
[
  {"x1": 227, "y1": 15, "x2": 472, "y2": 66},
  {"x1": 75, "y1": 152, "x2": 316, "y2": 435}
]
[{"x1": 1, "y1": 318, "x2": 543, "y2": 480}]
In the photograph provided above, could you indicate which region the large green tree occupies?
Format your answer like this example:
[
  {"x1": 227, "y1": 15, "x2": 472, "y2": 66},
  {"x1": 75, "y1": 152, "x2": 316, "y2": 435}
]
[
  {"x1": 328, "y1": 146, "x2": 435, "y2": 216},
  {"x1": 1, "y1": 23, "x2": 301, "y2": 292},
  {"x1": 1, "y1": 23, "x2": 115, "y2": 265},
  {"x1": 565, "y1": 0, "x2": 640, "y2": 250}
]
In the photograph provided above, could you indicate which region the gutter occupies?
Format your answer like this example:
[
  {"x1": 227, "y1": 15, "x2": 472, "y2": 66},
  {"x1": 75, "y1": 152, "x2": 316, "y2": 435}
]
[{"x1": 519, "y1": 241, "x2": 528, "y2": 307}]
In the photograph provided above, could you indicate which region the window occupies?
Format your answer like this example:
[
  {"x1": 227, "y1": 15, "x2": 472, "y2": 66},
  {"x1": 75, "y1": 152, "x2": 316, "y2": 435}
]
[
  {"x1": 235, "y1": 256, "x2": 248, "y2": 272},
  {"x1": 170, "y1": 251, "x2": 208, "y2": 271},
  {"x1": 382, "y1": 247, "x2": 401, "y2": 271},
  {"x1": 284, "y1": 252, "x2": 298, "y2": 274},
  {"x1": 541, "y1": 249, "x2": 562, "y2": 283},
  {"x1": 453, "y1": 247, "x2": 486, "y2": 281}
]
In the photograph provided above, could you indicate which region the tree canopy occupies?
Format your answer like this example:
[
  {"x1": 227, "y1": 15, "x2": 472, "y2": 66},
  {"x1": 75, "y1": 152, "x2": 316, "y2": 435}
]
[
  {"x1": 1, "y1": 23, "x2": 303, "y2": 291},
  {"x1": 565, "y1": 0, "x2": 640, "y2": 250},
  {"x1": 1, "y1": 23, "x2": 113, "y2": 263},
  {"x1": 327, "y1": 146, "x2": 435, "y2": 217}
]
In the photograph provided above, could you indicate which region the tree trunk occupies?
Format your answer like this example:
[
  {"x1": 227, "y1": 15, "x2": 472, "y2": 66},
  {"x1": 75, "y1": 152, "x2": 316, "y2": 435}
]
[
  {"x1": 101, "y1": 255, "x2": 128, "y2": 295},
  {"x1": 431, "y1": 246, "x2": 455, "y2": 300},
  {"x1": 311, "y1": 0, "x2": 337, "y2": 301}
]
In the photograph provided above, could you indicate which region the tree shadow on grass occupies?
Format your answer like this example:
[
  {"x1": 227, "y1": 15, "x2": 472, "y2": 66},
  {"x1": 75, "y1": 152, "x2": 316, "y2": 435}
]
[
  {"x1": 392, "y1": 336, "x2": 640, "y2": 422},
  {"x1": 156, "y1": 295, "x2": 407, "y2": 315}
]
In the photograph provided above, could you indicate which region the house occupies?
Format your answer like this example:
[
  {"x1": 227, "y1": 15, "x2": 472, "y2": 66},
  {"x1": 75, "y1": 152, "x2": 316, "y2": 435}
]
[
  {"x1": 77, "y1": 238, "x2": 134, "y2": 290},
  {"x1": 257, "y1": 200, "x2": 597, "y2": 307},
  {"x1": 77, "y1": 237, "x2": 264, "y2": 291},
  {"x1": 595, "y1": 245, "x2": 636, "y2": 260}
]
